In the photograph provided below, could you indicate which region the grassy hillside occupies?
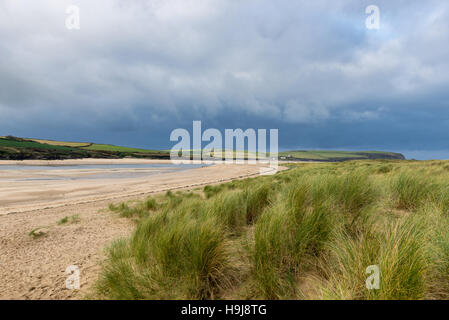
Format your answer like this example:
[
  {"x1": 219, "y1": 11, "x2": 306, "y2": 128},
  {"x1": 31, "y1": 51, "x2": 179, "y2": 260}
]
[
  {"x1": 30, "y1": 138, "x2": 91, "y2": 148},
  {"x1": 0, "y1": 136, "x2": 170, "y2": 160},
  {"x1": 98, "y1": 160, "x2": 449, "y2": 300},
  {"x1": 175, "y1": 150, "x2": 404, "y2": 161},
  {"x1": 0, "y1": 136, "x2": 405, "y2": 161},
  {"x1": 0, "y1": 136, "x2": 93, "y2": 160},
  {"x1": 81, "y1": 143, "x2": 166, "y2": 155},
  {"x1": 0, "y1": 138, "x2": 75, "y2": 150},
  {"x1": 279, "y1": 150, "x2": 405, "y2": 161}
]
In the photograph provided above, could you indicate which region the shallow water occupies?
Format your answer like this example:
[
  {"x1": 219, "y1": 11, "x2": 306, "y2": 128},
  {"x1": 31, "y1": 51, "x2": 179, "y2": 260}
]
[
  {"x1": 0, "y1": 163, "x2": 206, "y2": 181},
  {"x1": 0, "y1": 163, "x2": 203, "y2": 170}
]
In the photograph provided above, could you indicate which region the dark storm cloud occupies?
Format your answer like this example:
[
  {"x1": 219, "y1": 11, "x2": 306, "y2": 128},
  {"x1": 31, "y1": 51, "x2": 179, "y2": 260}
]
[{"x1": 0, "y1": 0, "x2": 449, "y2": 159}]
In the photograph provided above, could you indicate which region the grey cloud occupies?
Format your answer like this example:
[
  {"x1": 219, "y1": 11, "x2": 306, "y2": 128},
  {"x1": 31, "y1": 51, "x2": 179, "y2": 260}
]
[{"x1": 0, "y1": 0, "x2": 449, "y2": 158}]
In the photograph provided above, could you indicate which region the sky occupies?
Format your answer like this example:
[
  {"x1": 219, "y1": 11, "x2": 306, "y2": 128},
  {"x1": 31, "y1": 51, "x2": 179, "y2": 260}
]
[{"x1": 1, "y1": 0, "x2": 449, "y2": 159}]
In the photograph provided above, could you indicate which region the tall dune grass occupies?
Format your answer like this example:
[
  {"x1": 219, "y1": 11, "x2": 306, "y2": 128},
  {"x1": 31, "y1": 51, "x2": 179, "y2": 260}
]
[
  {"x1": 97, "y1": 160, "x2": 449, "y2": 300},
  {"x1": 98, "y1": 198, "x2": 235, "y2": 299}
]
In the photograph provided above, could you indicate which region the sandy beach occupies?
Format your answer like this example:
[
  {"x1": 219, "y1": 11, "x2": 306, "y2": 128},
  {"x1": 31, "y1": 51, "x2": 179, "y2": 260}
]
[
  {"x1": 0, "y1": 159, "x2": 270, "y2": 299},
  {"x1": 0, "y1": 158, "x2": 268, "y2": 215}
]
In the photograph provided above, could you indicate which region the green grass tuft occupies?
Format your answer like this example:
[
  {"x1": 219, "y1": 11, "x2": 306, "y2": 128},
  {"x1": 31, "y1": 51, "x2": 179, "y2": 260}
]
[{"x1": 96, "y1": 160, "x2": 449, "y2": 300}]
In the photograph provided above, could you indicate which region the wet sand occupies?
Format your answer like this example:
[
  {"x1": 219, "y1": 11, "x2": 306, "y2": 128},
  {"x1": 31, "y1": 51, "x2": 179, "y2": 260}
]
[
  {"x1": 0, "y1": 160, "x2": 270, "y2": 299},
  {"x1": 0, "y1": 160, "x2": 204, "y2": 215}
]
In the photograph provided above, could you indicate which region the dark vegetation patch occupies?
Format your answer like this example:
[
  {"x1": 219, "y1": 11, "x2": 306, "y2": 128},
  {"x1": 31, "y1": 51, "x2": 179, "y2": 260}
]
[{"x1": 0, "y1": 136, "x2": 170, "y2": 160}]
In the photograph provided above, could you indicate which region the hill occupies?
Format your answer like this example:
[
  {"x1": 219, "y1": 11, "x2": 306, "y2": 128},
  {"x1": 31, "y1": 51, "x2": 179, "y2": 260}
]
[
  {"x1": 0, "y1": 136, "x2": 405, "y2": 161},
  {"x1": 0, "y1": 136, "x2": 169, "y2": 160},
  {"x1": 279, "y1": 150, "x2": 405, "y2": 161}
]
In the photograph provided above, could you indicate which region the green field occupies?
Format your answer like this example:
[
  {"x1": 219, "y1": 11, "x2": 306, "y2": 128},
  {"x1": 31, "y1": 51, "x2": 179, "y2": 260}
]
[
  {"x1": 82, "y1": 143, "x2": 165, "y2": 154},
  {"x1": 279, "y1": 150, "x2": 404, "y2": 161},
  {"x1": 0, "y1": 136, "x2": 170, "y2": 160},
  {"x1": 97, "y1": 160, "x2": 449, "y2": 300},
  {"x1": 0, "y1": 136, "x2": 405, "y2": 161},
  {"x1": 0, "y1": 137, "x2": 75, "y2": 151},
  {"x1": 31, "y1": 138, "x2": 91, "y2": 148}
]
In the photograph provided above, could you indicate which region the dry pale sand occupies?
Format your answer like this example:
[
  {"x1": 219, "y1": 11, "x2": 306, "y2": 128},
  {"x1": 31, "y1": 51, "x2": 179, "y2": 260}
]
[{"x1": 0, "y1": 160, "x2": 269, "y2": 300}]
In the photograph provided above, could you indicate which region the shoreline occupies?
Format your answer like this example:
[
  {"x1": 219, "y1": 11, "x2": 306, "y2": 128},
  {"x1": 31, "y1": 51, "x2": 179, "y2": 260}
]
[
  {"x1": 0, "y1": 165, "x2": 265, "y2": 216},
  {"x1": 0, "y1": 158, "x2": 189, "y2": 166},
  {"x1": 0, "y1": 162, "x2": 273, "y2": 216},
  {"x1": 0, "y1": 158, "x2": 301, "y2": 166},
  {"x1": 0, "y1": 163, "x2": 277, "y2": 299}
]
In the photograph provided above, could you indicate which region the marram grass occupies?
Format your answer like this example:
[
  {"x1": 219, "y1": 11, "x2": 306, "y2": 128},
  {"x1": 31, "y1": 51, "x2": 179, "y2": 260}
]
[{"x1": 96, "y1": 160, "x2": 449, "y2": 300}]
